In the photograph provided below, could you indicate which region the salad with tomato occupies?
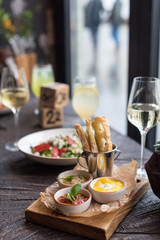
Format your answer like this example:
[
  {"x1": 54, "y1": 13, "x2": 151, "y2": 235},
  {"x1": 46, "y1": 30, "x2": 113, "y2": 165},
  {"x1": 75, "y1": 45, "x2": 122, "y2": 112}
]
[{"x1": 31, "y1": 134, "x2": 82, "y2": 158}]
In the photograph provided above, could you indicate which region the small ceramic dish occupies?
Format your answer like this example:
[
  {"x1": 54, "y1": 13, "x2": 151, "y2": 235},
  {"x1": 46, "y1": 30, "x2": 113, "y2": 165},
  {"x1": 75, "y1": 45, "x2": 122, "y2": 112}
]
[
  {"x1": 57, "y1": 170, "x2": 93, "y2": 189},
  {"x1": 54, "y1": 186, "x2": 92, "y2": 216},
  {"x1": 89, "y1": 177, "x2": 126, "y2": 203}
]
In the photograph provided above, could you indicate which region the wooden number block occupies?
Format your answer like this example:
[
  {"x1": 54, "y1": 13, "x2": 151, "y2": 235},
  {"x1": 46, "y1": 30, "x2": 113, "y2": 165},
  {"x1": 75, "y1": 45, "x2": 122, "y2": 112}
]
[
  {"x1": 39, "y1": 107, "x2": 64, "y2": 128},
  {"x1": 40, "y1": 82, "x2": 69, "y2": 108}
]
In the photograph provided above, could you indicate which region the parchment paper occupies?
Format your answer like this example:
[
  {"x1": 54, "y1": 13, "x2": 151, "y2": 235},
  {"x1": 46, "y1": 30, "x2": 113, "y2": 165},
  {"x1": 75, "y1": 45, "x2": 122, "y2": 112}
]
[{"x1": 40, "y1": 159, "x2": 138, "y2": 217}]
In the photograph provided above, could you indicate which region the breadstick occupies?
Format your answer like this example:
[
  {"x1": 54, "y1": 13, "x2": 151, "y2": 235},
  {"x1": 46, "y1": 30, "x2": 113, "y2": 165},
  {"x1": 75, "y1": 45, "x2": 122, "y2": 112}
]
[
  {"x1": 92, "y1": 116, "x2": 112, "y2": 152},
  {"x1": 85, "y1": 119, "x2": 98, "y2": 152},
  {"x1": 74, "y1": 124, "x2": 91, "y2": 152}
]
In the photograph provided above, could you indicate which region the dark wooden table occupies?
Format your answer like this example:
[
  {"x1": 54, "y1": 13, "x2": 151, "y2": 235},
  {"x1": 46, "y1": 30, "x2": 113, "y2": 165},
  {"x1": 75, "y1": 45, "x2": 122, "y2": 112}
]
[{"x1": 0, "y1": 97, "x2": 160, "y2": 240}]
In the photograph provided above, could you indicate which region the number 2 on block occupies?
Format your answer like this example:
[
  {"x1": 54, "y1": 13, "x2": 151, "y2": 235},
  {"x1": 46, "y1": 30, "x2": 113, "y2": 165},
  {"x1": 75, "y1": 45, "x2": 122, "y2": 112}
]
[{"x1": 46, "y1": 110, "x2": 61, "y2": 125}]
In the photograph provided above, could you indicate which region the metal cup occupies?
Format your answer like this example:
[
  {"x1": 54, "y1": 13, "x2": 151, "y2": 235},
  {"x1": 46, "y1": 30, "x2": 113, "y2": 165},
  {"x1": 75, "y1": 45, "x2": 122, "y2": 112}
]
[{"x1": 77, "y1": 144, "x2": 121, "y2": 178}]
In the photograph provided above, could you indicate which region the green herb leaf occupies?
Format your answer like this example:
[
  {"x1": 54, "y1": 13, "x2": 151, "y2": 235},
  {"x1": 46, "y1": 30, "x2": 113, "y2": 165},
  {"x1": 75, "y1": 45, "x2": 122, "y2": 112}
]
[
  {"x1": 70, "y1": 183, "x2": 81, "y2": 197},
  {"x1": 67, "y1": 192, "x2": 74, "y2": 202},
  {"x1": 78, "y1": 174, "x2": 83, "y2": 179},
  {"x1": 41, "y1": 149, "x2": 52, "y2": 156},
  {"x1": 30, "y1": 146, "x2": 34, "y2": 153},
  {"x1": 66, "y1": 183, "x2": 81, "y2": 202},
  {"x1": 63, "y1": 176, "x2": 74, "y2": 182}
]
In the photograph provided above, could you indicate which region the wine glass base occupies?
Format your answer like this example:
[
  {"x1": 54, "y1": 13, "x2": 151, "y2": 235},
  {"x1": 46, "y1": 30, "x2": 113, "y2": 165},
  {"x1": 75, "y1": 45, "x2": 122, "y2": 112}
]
[
  {"x1": 34, "y1": 108, "x2": 39, "y2": 115},
  {"x1": 5, "y1": 142, "x2": 18, "y2": 152},
  {"x1": 137, "y1": 168, "x2": 148, "y2": 179}
]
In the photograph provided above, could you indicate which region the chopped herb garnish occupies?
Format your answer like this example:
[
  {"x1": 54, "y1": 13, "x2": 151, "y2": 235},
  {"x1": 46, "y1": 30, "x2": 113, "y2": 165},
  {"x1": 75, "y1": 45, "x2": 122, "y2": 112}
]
[
  {"x1": 78, "y1": 174, "x2": 83, "y2": 179},
  {"x1": 62, "y1": 176, "x2": 74, "y2": 182}
]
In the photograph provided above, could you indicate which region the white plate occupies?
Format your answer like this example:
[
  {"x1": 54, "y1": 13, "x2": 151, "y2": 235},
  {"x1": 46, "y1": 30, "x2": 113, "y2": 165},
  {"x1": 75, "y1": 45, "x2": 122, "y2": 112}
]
[{"x1": 17, "y1": 128, "x2": 79, "y2": 166}]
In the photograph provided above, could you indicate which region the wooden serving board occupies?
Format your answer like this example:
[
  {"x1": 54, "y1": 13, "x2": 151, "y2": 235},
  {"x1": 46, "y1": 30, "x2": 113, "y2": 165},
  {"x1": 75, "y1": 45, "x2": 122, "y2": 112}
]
[{"x1": 25, "y1": 178, "x2": 149, "y2": 240}]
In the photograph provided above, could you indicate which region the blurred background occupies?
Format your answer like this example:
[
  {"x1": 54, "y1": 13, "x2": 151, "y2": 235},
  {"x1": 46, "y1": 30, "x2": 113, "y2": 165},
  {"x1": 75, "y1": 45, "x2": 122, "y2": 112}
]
[
  {"x1": 0, "y1": 0, "x2": 160, "y2": 151},
  {"x1": 70, "y1": 0, "x2": 129, "y2": 136}
]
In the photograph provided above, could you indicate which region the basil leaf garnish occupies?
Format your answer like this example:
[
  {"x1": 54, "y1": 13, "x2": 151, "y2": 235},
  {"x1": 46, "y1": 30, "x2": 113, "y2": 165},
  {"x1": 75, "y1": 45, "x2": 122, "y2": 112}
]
[
  {"x1": 70, "y1": 183, "x2": 81, "y2": 197},
  {"x1": 66, "y1": 183, "x2": 81, "y2": 202}
]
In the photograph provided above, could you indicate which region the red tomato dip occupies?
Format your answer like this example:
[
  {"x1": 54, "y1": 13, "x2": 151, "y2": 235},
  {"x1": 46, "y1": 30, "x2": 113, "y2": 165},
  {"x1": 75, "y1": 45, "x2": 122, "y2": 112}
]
[{"x1": 57, "y1": 193, "x2": 88, "y2": 205}]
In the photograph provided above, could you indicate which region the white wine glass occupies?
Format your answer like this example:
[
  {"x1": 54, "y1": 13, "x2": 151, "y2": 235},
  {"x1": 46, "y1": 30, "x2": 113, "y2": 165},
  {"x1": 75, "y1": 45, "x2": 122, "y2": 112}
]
[
  {"x1": 72, "y1": 76, "x2": 99, "y2": 121},
  {"x1": 1, "y1": 67, "x2": 30, "y2": 151},
  {"x1": 127, "y1": 76, "x2": 160, "y2": 178},
  {"x1": 31, "y1": 63, "x2": 55, "y2": 114}
]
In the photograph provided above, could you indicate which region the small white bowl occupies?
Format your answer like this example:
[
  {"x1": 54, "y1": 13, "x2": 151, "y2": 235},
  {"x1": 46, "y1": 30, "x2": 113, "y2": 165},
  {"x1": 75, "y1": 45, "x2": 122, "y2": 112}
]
[
  {"x1": 57, "y1": 170, "x2": 93, "y2": 189},
  {"x1": 54, "y1": 187, "x2": 92, "y2": 215},
  {"x1": 89, "y1": 177, "x2": 126, "y2": 204}
]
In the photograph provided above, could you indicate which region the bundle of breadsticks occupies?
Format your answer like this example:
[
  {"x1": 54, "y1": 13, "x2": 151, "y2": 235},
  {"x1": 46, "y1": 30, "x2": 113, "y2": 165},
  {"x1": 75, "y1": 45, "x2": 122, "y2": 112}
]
[{"x1": 75, "y1": 116, "x2": 112, "y2": 153}]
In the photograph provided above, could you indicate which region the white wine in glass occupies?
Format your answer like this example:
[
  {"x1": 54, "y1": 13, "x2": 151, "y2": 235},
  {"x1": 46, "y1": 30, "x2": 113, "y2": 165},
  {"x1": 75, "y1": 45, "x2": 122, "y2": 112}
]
[
  {"x1": 1, "y1": 67, "x2": 30, "y2": 151},
  {"x1": 31, "y1": 63, "x2": 55, "y2": 114},
  {"x1": 31, "y1": 64, "x2": 55, "y2": 98},
  {"x1": 127, "y1": 76, "x2": 160, "y2": 178},
  {"x1": 72, "y1": 76, "x2": 99, "y2": 120}
]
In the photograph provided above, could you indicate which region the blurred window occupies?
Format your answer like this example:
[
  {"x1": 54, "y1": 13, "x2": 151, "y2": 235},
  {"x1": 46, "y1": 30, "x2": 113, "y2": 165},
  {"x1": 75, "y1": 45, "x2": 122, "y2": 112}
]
[
  {"x1": 70, "y1": 0, "x2": 129, "y2": 135},
  {"x1": 157, "y1": 29, "x2": 160, "y2": 142}
]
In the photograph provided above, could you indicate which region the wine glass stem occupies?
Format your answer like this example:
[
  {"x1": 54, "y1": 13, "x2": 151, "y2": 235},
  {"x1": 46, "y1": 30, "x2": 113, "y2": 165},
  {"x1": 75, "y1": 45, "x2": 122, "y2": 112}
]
[
  {"x1": 14, "y1": 109, "x2": 20, "y2": 145},
  {"x1": 140, "y1": 131, "x2": 147, "y2": 171}
]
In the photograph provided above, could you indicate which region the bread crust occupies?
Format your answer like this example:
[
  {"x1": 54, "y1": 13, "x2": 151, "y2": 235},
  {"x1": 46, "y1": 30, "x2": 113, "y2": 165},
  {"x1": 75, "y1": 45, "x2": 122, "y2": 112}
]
[
  {"x1": 85, "y1": 118, "x2": 98, "y2": 152},
  {"x1": 74, "y1": 124, "x2": 91, "y2": 152},
  {"x1": 92, "y1": 116, "x2": 112, "y2": 152}
]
